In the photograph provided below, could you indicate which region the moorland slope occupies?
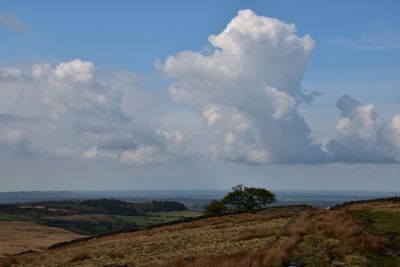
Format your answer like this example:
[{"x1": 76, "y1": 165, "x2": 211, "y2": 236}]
[{"x1": 2, "y1": 199, "x2": 400, "y2": 267}]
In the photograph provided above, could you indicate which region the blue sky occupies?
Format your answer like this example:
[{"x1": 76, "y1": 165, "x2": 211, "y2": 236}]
[{"x1": 0, "y1": 1, "x2": 399, "y2": 191}]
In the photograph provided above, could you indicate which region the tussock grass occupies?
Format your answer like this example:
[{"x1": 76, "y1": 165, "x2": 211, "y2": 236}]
[
  {"x1": 236, "y1": 227, "x2": 279, "y2": 241},
  {"x1": 0, "y1": 256, "x2": 19, "y2": 267},
  {"x1": 350, "y1": 235, "x2": 386, "y2": 252},
  {"x1": 317, "y1": 210, "x2": 363, "y2": 238},
  {"x1": 69, "y1": 251, "x2": 91, "y2": 262},
  {"x1": 108, "y1": 251, "x2": 126, "y2": 259},
  {"x1": 156, "y1": 211, "x2": 312, "y2": 267},
  {"x1": 287, "y1": 212, "x2": 311, "y2": 236}
]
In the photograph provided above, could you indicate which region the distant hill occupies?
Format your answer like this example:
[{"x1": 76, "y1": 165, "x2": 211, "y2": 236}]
[
  {"x1": 0, "y1": 190, "x2": 397, "y2": 208},
  {"x1": 3, "y1": 197, "x2": 400, "y2": 267},
  {"x1": 0, "y1": 199, "x2": 189, "y2": 236},
  {"x1": 0, "y1": 198, "x2": 186, "y2": 215}
]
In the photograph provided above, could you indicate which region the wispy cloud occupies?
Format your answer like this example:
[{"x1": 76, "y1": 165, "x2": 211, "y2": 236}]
[
  {"x1": 0, "y1": 9, "x2": 28, "y2": 33},
  {"x1": 328, "y1": 37, "x2": 400, "y2": 51},
  {"x1": 327, "y1": 20, "x2": 400, "y2": 51}
]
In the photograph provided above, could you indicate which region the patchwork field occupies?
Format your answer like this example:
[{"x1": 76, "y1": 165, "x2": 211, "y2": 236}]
[{"x1": 0, "y1": 221, "x2": 86, "y2": 258}]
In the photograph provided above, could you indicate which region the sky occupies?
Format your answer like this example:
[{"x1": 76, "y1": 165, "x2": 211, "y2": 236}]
[{"x1": 0, "y1": 0, "x2": 400, "y2": 191}]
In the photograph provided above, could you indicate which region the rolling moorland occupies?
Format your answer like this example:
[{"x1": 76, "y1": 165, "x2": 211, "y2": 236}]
[{"x1": 1, "y1": 197, "x2": 400, "y2": 267}]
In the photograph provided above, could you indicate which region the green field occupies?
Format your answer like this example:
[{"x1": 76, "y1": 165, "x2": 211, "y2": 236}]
[
  {"x1": 147, "y1": 210, "x2": 202, "y2": 217},
  {"x1": 0, "y1": 213, "x2": 34, "y2": 222},
  {"x1": 115, "y1": 210, "x2": 202, "y2": 228}
]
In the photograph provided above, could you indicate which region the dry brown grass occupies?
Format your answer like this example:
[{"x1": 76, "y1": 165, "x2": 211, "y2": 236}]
[
  {"x1": 69, "y1": 251, "x2": 91, "y2": 262},
  {"x1": 13, "y1": 207, "x2": 390, "y2": 267},
  {"x1": 10, "y1": 210, "x2": 295, "y2": 267},
  {"x1": 258, "y1": 236, "x2": 298, "y2": 267},
  {"x1": 236, "y1": 227, "x2": 278, "y2": 241},
  {"x1": 0, "y1": 256, "x2": 19, "y2": 267},
  {"x1": 108, "y1": 251, "x2": 126, "y2": 259},
  {"x1": 0, "y1": 221, "x2": 86, "y2": 258},
  {"x1": 155, "y1": 211, "x2": 313, "y2": 267},
  {"x1": 317, "y1": 210, "x2": 363, "y2": 238},
  {"x1": 350, "y1": 235, "x2": 386, "y2": 252},
  {"x1": 155, "y1": 235, "x2": 300, "y2": 267},
  {"x1": 287, "y1": 212, "x2": 311, "y2": 236}
]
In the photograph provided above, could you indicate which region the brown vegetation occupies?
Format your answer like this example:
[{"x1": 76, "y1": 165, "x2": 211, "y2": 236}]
[
  {"x1": 0, "y1": 221, "x2": 85, "y2": 258},
  {"x1": 0, "y1": 256, "x2": 18, "y2": 267},
  {"x1": 69, "y1": 251, "x2": 91, "y2": 262},
  {"x1": 350, "y1": 235, "x2": 386, "y2": 252},
  {"x1": 154, "y1": 211, "x2": 312, "y2": 267},
  {"x1": 317, "y1": 210, "x2": 363, "y2": 238},
  {"x1": 4, "y1": 209, "x2": 298, "y2": 267},
  {"x1": 2, "y1": 200, "x2": 398, "y2": 267}
]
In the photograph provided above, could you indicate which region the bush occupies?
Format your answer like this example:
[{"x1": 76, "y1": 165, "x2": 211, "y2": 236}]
[{"x1": 204, "y1": 200, "x2": 227, "y2": 217}]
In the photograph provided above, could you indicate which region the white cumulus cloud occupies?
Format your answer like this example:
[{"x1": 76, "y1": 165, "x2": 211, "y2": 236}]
[
  {"x1": 158, "y1": 9, "x2": 324, "y2": 164},
  {"x1": 54, "y1": 59, "x2": 95, "y2": 83},
  {"x1": 0, "y1": 60, "x2": 188, "y2": 164},
  {"x1": 328, "y1": 95, "x2": 400, "y2": 162}
]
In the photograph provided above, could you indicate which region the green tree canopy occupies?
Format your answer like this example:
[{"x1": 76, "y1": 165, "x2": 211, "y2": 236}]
[
  {"x1": 204, "y1": 200, "x2": 227, "y2": 217},
  {"x1": 222, "y1": 184, "x2": 276, "y2": 212},
  {"x1": 203, "y1": 185, "x2": 276, "y2": 216}
]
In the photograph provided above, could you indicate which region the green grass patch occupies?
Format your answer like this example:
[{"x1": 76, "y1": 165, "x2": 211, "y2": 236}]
[
  {"x1": 350, "y1": 209, "x2": 400, "y2": 266},
  {"x1": 351, "y1": 209, "x2": 400, "y2": 238},
  {"x1": 0, "y1": 213, "x2": 34, "y2": 221},
  {"x1": 114, "y1": 210, "x2": 202, "y2": 229},
  {"x1": 113, "y1": 215, "x2": 170, "y2": 228},
  {"x1": 148, "y1": 210, "x2": 202, "y2": 218}
]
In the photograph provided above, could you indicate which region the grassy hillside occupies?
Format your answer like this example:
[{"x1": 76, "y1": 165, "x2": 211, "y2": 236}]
[
  {"x1": 2, "y1": 200, "x2": 400, "y2": 267},
  {"x1": 0, "y1": 221, "x2": 85, "y2": 259}
]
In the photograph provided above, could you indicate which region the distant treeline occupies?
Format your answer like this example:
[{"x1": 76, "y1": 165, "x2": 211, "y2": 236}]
[
  {"x1": 38, "y1": 215, "x2": 138, "y2": 235},
  {"x1": 0, "y1": 198, "x2": 187, "y2": 217}
]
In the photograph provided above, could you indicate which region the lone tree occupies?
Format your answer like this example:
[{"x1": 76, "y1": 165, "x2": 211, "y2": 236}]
[
  {"x1": 204, "y1": 185, "x2": 276, "y2": 216},
  {"x1": 222, "y1": 184, "x2": 276, "y2": 212}
]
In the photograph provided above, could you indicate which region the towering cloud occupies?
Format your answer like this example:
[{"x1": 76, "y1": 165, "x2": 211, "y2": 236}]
[
  {"x1": 158, "y1": 9, "x2": 400, "y2": 164},
  {"x1": 158, "y1": 9, "x2": 325, "y2": 164}
]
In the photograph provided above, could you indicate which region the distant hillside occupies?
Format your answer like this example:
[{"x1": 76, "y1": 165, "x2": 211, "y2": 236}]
[
  {"x1": 0, "y1": 198, "x2": 187, "y2": 216},
  {"x1": 0, "y1": 199, "x2": 189, "y2": 236},
  {"x1": 3, "y1": 198, "x2": 400, "y2": 266}
]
